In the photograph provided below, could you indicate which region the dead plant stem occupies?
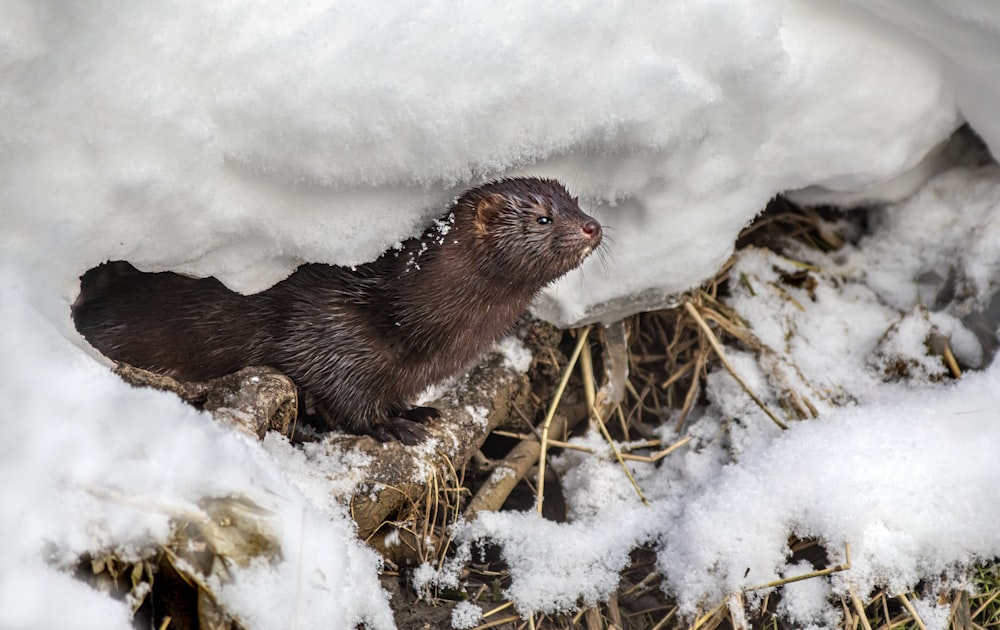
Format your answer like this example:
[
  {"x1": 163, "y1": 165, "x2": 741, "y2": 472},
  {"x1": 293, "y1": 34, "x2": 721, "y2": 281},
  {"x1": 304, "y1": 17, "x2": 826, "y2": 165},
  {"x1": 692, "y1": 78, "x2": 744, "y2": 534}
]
[
  {"x1": 897, "y1": 593, "x2": 928, "y2": 630},
  {"x1": 581, "y1": 337, "x2": 650, "y2": 505},
  {"x1": 683, "y1": 301, "x2": 789, "y2": 430},
  {"x1": 536, "y1": 326, "x2": 591, "y2": 514}
]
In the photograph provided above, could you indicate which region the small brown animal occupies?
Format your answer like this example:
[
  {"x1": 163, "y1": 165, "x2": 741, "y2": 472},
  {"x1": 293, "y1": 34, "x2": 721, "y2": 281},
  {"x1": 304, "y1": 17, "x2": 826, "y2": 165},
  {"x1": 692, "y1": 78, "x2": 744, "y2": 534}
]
[{"x1": 74, "y1": 178, "x2": 603, "y2": 443}]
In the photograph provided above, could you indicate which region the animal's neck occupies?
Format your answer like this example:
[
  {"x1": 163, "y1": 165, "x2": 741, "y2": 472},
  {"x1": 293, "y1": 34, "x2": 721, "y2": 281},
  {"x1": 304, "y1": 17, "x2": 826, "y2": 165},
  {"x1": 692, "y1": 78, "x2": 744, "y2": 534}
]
[{"x1": 384, "y1": 238, "x2": 539, "y2": 363}]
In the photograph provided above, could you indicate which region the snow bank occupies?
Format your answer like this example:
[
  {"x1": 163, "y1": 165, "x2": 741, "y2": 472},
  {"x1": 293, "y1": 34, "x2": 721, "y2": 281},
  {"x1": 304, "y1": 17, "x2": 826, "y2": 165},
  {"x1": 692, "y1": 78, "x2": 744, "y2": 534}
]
[
  {"x1": 0, "y1": 275, "x2": 394, "y2": 628},
  {"x1": 4, "y1": 0, "x2": 1000, "y2": 627},
  {"x1": 461, "y1": 364, "x2": 1000, "y2": 620},
  {"x1": 1, "y1": 0, "x2": 974, "y2": 329},
  {"x1": 661, "y1": 365, "x2": 1000, "y2": 620}
]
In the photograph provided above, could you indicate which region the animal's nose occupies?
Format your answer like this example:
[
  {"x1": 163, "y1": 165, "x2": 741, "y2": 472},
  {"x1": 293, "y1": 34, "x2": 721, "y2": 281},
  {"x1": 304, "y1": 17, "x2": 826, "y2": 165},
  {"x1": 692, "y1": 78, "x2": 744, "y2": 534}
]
[{"x1": 582, "y1": 220, "x2": 602, "y2": 242}]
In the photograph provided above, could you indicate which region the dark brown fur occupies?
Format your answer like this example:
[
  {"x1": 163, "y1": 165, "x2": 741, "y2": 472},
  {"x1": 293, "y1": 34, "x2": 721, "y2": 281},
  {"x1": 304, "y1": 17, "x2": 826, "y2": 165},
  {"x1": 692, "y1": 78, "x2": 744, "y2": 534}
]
[{"x1": 73, "y1": 178, "x2": 602, "y2": 443}]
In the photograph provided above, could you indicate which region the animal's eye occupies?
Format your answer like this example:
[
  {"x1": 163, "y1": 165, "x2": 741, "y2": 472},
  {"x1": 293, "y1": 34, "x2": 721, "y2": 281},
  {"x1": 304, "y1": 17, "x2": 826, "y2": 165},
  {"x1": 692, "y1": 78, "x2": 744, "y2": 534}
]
[{"x1": 536, "y1": 216, "x2": 552, "y2": 225}]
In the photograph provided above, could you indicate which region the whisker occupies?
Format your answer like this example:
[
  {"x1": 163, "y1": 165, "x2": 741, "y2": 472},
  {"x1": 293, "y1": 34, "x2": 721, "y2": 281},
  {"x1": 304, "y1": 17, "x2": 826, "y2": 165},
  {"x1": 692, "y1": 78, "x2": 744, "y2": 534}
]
[{"x1": 595, "y1": 246, "x2": 614, "y2": 274}]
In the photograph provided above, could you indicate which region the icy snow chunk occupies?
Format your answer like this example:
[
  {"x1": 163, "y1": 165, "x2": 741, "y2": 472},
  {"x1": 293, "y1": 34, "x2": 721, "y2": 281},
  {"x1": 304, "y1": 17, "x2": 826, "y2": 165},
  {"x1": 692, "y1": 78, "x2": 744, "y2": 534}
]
[
  {"x1": 870, "y1": 307, "x2": 983, "y2": 382},
  {"x1": 465, "y1": 405, "x2": 490, "y2": 429},
  {"x1": 495, "y1": 335, "x2": 533, "y2": 373},
  {"x1": 776, "y1": 561, "x2": 839, "y2": 628},
  {"x1": 553, "y1": 432, "x2": 648, "y2": 521},
  {"x1": 451, "y1": 601, "x2": 484, "y2": 629},
  {"x1": 870, "y1": 308, "x2": 949, "y2": 382},
  {"x1": 413, "y1": 559, "x2": 461, "y2": 594},
  {"x1": 911, "y1": 594, "x2": 952, "y2": 630},
  {"x1": 457, "y1": 510, "x2": 643, "y2": 615},
  {"x1": 0, "y1": 556, "x2": 133, "y2": 630}
]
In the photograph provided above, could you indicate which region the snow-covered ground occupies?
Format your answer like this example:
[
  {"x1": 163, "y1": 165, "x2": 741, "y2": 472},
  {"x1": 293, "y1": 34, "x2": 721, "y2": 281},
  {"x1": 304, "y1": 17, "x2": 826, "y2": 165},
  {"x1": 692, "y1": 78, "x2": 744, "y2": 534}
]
[
  {"x1": 458, "y1": 156, "x2": 1000, "y2": 624},
  {"x1": 3, "y1": 1, "x2": 1000, "y2": 628}
]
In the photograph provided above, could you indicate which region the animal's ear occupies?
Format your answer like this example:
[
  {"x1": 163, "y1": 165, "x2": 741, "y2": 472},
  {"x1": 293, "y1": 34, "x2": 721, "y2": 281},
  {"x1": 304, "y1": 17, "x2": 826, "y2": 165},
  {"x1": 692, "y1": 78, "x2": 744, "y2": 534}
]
[{"x1": 475, "y1": 194, "x2": 509, "y2": 233}]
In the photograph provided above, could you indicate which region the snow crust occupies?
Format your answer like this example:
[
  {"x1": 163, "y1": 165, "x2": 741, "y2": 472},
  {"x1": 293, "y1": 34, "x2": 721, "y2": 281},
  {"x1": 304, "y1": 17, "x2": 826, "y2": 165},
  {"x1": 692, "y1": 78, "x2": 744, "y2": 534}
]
[{"x1": 4, "y1": 0, "x2": 1000, "y2": 627}]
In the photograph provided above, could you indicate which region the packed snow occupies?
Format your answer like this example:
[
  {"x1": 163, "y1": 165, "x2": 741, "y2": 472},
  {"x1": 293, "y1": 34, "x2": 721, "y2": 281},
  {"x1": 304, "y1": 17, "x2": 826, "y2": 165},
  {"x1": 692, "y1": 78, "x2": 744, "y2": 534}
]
[{"x1": 3, "y1": 1, "x2": 1000, "y2": 628}]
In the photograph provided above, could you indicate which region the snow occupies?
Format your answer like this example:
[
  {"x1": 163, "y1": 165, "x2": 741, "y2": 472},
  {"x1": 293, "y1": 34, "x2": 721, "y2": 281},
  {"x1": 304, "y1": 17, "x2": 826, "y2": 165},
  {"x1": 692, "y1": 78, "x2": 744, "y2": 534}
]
[
  {"x1": 913, "y1": 595, "x2": 954, "y2": 630},
  {"x1": 451, "y1": 600, "x2": 484, "y2": 629},
  {"x1": 777, "y1": 561, "x2": 837, "y2": 628},
  {"x1": 0, "y1": 276, "x2": 395, "y2": 628},
  {"x1": 496, "y1": 335, "x2": 533, "y2": 373},
  {"x1": 4, "y1": 0, "x2": 1000, "y2": 627},
  {"x1": 1, "y1": 0, "x2": 969, "y2": 328},
  {"x1": 661, "y1": 368, "x2": 1000, "y2": 611}
]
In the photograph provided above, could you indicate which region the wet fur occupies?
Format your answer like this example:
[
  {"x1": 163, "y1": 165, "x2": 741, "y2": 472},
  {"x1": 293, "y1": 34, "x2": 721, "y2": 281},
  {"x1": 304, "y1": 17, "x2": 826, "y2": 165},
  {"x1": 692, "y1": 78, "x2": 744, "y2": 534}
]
[{"x1": 73, "y1": 178, "x2": 602, "y2": 443}]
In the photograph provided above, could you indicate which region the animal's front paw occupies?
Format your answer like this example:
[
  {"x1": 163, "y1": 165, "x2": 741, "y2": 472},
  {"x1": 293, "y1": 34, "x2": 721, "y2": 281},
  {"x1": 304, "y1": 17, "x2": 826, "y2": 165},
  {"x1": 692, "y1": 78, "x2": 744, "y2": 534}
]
[{"x1": 369, "y1": 416, "x2": 431, "y2": 445}]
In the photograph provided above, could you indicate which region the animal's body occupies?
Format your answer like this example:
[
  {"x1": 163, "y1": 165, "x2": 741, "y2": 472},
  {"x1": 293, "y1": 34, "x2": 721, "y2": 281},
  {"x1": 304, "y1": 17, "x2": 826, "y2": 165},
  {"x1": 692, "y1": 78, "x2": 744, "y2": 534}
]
[{"x1": 74, "y1": 178, "x2": 603, "y2": 443}]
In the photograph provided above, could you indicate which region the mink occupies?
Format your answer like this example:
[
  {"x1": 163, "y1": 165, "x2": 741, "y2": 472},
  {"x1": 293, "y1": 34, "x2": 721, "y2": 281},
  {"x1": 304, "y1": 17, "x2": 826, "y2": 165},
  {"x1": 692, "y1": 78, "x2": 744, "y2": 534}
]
[{"x1": 73, "y1": 177, "x2": 603, "y2": 444}]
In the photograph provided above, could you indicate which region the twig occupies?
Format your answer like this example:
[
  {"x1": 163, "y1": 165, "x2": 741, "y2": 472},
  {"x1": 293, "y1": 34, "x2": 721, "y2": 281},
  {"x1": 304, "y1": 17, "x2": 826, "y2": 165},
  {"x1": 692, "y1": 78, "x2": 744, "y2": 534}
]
[
  {"x1": 581, "y1": 337, "x2": 650, "y2": 506},
  {"x1": 954, "y1": 590, "x2": 974, "y2": 630},
  {"x1": 674, "y1": 340, "x2": 708, "y2": 432},
  {"x1": 972, "y1": 588, "x2": 1000, "y2": 618},
  {"x1": 491, "y1": 431, "x2": 689, "y2": 464},
  {"x1": 536, "y1": 326, "x2": 591, "y2": 514},
  {"x1": 898, "y1": 593, "x2": 928, "y2": 630},
  {"x1": 660, "y1": 358, "x2": 695, "y2": 389},
  {"x1": 683, "y1": 301, "x2": 788, "y2": 430},
  {"x1": 729, "y1": 593, "x2": 748, "y2": 630},
  {"x1": 767, "y1": 281, "x2": 806, "y2": 311},
  {"x1": 467, "y1": 416, "x2": 566, "y2": 518},
  {"x1": 650, "y1": 606, "x2": 678, "y2": 630},
  {"x1": 471, "y1": 615, "x2": 522, "y2": 630},
  {"x1": 592, "y1": 406, "x2": 650, "y2": 505},
  {"x1": 607, "y1": 592, "x2": 623, "y2": 628},
  {"x1": 645, "y1": 436, "x2": 692, "y2": 462},
  {"x1": 691, "y1": 599, "x2": 727, "y2": 630},
  {"x1": 942, "y1": 341, "x2": 962, "y2": 379},
  {"x1": 848, "y1": 585, "x2": 873, "y2": 630},
  {"x1": 481, "y1": 601, "x2": 513, "y2": 618},
  {"x1": 743, "y1": 542, "x2": 851, "y2": 591},
  {"x1": 621, "y1": 572, "x2": 661, "y2": 598}
]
